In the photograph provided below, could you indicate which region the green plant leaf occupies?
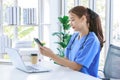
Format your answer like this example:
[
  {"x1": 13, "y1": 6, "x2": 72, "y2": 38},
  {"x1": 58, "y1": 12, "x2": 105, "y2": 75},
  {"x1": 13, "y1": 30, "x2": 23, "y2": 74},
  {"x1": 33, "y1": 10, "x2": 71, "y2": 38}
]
[
  {"x1": 53, "y1": 15, "x2": 71, "y2": 58},
  {"x1": 64, "y1": 35, "x2": 71, "y2": 45},
  {"x1": 52, "y1": 32, "x2": 64, "y2": 36},
  {"x1": 63, "y1": 24, "x2": 71, "y2": 30},
  {"x1": 57, "y1": 48, "x2": 64, "y2": 58},
  {"x1": 52, "y1": 32, "x2": 65, "y2": 40},
  {"x1": 55, "y1": 42, "x2": 67, "y2": 48},
  {"x1": 58, "y1": 17, "x2": 63, "y2": 23},
  {"x1": 58, "y1": 16, "x2": 69, "y2": 24},
  {"x1": 58, "y1": 16, "x2": 70, "y2": 30},
  {"x1": 63, "y1": 16, "x2": 69, "y2": 23},
  {"x1": 52, "y1": 32, "x2": 62, "y2": 39}
]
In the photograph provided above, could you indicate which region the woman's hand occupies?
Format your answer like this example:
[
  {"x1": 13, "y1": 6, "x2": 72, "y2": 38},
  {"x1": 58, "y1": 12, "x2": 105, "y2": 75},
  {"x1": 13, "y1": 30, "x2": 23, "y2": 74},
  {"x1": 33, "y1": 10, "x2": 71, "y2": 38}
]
[
  {"x1": 38, "y1": 45, "x2": 54, "y2": 58},
  {"x1": 38, "y1": 45, "x2": 82, "y2": 71}
]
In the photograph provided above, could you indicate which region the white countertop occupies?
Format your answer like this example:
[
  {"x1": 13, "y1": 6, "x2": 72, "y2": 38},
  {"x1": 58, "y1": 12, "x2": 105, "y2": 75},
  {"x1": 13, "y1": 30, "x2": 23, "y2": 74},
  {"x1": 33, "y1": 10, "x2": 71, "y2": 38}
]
[{"x1": 0, "y1": 61, "x2": 101, "y2": 80}]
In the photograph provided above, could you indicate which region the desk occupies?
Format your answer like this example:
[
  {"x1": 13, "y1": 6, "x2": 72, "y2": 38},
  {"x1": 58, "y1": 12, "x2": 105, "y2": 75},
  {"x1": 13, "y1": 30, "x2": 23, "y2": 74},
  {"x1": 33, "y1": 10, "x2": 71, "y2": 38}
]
[{"x1": 0, "y1": 61, "x2": 100, "y2": 80}]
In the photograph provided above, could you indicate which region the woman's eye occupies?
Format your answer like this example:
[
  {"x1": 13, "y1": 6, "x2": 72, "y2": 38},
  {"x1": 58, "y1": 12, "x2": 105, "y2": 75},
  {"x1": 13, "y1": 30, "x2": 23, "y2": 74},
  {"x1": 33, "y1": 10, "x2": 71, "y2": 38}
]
[{"x1": 71, "y1": 19, "x2": 75, "y2": 21}]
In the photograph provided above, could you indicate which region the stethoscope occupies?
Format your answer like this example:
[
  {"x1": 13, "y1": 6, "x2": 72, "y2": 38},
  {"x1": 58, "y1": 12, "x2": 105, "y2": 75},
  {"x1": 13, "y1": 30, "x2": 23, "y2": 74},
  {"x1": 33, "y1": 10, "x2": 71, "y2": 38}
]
[
  {"x1": 68, "y1": 32, "x2": 89, "y2": 50},
  {"x1": 66, "y1": 32, "x2": 89, "y2": 59}
]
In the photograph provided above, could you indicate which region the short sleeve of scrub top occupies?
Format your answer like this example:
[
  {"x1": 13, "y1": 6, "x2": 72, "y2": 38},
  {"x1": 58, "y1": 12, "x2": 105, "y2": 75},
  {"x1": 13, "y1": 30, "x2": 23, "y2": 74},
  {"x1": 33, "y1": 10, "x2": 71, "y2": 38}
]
[{"x1": 64, "y1": 32, "x2": 101, "y2": 77}]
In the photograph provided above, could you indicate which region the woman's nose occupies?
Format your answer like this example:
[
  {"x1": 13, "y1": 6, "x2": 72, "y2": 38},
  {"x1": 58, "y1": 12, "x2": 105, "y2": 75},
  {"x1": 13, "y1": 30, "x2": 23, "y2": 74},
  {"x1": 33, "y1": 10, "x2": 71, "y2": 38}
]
[{"x1": 69, "y1": 21, "x2": 72, "y2": 26}]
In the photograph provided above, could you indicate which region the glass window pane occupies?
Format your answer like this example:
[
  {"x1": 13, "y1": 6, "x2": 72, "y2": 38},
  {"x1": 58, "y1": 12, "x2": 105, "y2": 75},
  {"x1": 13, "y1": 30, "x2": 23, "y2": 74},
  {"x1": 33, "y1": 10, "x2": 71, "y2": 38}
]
[
  {"x1": 3, "y1": 26, "x2": 14, "y2": 39},
  {"x1": 42, "y1": 0, "x2": 50, "y2": 47},
  {"x1": 80, "y1": 0, "x2": 89, "y2": 7},
  {"x1": 112, "y1": 0, "x2": 120, "y2": 46},
  {"x1": 65, "y1": 0, "x2": 75, "y2": 15},
  {"x1": 18, "y1": 26, "x2": 38, "y2": 41},
  {"x1": 96, "y1": 0, "x2": 105, "y2": 36},
  {"x1": 96, "y1": 0, "x2": 106, "y2": 69}
]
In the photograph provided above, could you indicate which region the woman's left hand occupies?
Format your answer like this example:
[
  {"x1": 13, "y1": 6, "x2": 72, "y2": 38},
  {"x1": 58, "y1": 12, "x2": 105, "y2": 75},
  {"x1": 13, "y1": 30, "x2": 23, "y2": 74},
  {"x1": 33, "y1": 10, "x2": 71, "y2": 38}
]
[{"x1": 38, "y1": 46, "x2": 54, "y2": 58}]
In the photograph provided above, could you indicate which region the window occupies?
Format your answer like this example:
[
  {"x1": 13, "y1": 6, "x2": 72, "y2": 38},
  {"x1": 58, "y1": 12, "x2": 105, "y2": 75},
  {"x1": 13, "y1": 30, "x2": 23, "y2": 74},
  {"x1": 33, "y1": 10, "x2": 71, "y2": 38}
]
[
  {"x1": 64, "y1": 0, "x2": 89, "y2": 15},
  {"x1": 42, "y1": 0, "x2": 50, "y2": 47},
  {"x1": 0, "y1": 0, "x2": 51, "y2": 60},
  {"x1": 95, "y1": 0, "x2": 106, "y2": 69},
  {"x1": 112, "y1": 0, "x2": 120, "y2": 46},
  {"x1": 1, "y1": 0, "x2": 51, "y2": 45},
  {"x1": 65, "y1": 0, "x2": 75, "y2": 15},
  {"x1": 17, "y1": 0, "x2": 39, "y2": 41},
  {"x1": 3, "y1": 0, "x2": 39, "y2": 41},
  {"x1": 80, "y1": 0, "x2": 89, "y2": 7}
]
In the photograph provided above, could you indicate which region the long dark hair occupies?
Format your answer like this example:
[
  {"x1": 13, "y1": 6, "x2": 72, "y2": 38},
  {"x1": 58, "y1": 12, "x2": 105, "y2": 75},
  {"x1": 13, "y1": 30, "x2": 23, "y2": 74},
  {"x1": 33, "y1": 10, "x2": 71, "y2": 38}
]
[{"x1": 69, "y1": 6, "x2": 104, "y2": 49}]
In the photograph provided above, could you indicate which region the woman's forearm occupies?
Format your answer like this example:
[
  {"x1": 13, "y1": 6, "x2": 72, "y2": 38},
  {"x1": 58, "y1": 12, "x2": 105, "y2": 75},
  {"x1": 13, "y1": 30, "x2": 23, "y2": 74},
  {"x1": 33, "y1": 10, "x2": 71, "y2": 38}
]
[{"x1": 50, "y1": 53, "x2": 82, "y2": 71}]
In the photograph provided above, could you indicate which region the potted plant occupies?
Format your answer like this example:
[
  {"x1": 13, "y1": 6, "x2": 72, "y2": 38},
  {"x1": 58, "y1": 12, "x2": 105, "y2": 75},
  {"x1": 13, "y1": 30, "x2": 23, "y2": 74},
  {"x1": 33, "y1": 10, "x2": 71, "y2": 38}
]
[{"x1": 52, "y1": 16, "x2": 71, "y2": 58}]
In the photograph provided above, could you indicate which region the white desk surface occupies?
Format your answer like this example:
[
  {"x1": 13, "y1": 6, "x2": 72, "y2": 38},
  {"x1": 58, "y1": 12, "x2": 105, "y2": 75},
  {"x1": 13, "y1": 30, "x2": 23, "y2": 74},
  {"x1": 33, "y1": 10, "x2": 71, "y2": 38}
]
[{"x1": 0, "y1": 61, "x2": 101, "y2": 80}]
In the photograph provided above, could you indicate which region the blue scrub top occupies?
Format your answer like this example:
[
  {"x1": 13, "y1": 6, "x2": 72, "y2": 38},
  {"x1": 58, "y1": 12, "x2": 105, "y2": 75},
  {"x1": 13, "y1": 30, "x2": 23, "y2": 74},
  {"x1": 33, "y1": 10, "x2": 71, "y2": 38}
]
[{"x1": 64, "y1": 32, "x2": 101, "y2": 77}]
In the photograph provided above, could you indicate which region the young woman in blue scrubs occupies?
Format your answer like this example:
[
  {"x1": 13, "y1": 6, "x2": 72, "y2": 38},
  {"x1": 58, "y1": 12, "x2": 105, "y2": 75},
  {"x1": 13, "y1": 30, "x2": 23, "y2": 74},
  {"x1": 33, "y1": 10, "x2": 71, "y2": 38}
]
[{"x1": 38, "y1": 6, "x2": 104, "y2": 77}]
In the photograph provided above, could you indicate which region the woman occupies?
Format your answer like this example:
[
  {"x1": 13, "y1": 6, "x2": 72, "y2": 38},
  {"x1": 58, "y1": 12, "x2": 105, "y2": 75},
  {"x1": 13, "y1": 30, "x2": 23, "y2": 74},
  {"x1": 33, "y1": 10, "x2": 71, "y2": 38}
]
[{"x1": 39, "y1": 6, "x2": 104, "y2": 77}]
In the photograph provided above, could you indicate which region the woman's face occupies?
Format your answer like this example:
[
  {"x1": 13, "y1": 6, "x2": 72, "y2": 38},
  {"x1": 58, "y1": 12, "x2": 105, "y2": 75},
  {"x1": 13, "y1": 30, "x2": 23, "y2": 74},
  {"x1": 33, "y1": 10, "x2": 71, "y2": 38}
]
[{"x1": 69, "y1": 12, "x2": 86, "y2": 32}]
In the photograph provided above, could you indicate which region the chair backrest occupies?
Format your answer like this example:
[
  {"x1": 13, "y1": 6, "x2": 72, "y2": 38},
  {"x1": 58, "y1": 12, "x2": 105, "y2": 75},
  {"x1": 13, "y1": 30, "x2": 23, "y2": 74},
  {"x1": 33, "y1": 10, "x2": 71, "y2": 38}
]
[{"x1": 104, "y1": 44, "x2": 120, "y2": 79}]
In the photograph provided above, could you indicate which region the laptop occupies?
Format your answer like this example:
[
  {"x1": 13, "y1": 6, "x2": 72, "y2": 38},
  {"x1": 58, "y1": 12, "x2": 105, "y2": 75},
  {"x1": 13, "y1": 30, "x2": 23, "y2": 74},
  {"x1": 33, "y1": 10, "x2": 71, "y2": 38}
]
[{"x1": 6, "y1": 48, "x2": 50, "y2": 73}]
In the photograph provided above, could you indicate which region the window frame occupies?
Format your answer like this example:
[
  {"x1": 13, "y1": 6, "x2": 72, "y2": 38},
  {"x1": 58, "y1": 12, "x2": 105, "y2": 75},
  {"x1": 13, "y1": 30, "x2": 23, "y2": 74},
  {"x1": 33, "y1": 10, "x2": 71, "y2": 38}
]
[
  {"x1": 89, "y1": 0, "x2": 96, "y2": 10},
  {"x1": 105, "y1": 0, "x2": 113, "y2": 56}
]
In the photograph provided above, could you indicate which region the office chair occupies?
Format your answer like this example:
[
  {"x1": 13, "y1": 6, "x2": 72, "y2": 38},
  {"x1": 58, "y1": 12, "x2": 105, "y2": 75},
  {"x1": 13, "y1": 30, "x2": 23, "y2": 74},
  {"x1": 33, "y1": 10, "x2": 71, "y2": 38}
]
[{"x1": 100, "y1": 44, "x2": 120, "y2": 80}]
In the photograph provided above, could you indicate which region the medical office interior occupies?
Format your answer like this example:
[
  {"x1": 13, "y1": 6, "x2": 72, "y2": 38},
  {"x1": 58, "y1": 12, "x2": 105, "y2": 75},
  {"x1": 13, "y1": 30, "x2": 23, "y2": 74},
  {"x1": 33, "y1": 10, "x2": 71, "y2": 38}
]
[{"x1": 0, "y1": 0, "x2": 120, "y2": 80}]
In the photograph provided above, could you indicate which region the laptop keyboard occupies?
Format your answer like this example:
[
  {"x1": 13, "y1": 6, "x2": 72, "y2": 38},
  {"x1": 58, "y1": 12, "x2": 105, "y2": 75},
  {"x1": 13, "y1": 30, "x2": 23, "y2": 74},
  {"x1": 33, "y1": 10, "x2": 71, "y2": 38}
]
[
  {"x1": 26, "y1": 65, "x2": 50, "y2": 72},
  {"x1": 26, "y1": 66, "x2": 39, "y2": 71}
]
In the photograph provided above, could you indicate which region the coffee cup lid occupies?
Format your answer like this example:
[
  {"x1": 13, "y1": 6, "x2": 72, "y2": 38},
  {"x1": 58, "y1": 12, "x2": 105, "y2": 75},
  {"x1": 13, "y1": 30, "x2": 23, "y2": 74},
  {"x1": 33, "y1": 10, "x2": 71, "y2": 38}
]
[{"x1": 31, "y1": 54, "x2": 38, "y2": 56}]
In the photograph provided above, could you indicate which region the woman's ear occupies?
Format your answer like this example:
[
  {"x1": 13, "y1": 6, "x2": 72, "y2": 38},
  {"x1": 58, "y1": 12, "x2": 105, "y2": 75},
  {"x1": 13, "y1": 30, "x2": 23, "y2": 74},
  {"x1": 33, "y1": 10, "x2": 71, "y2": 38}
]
[{"x1": 81, "y1": 15, "x2": 87, "y2": 21}]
